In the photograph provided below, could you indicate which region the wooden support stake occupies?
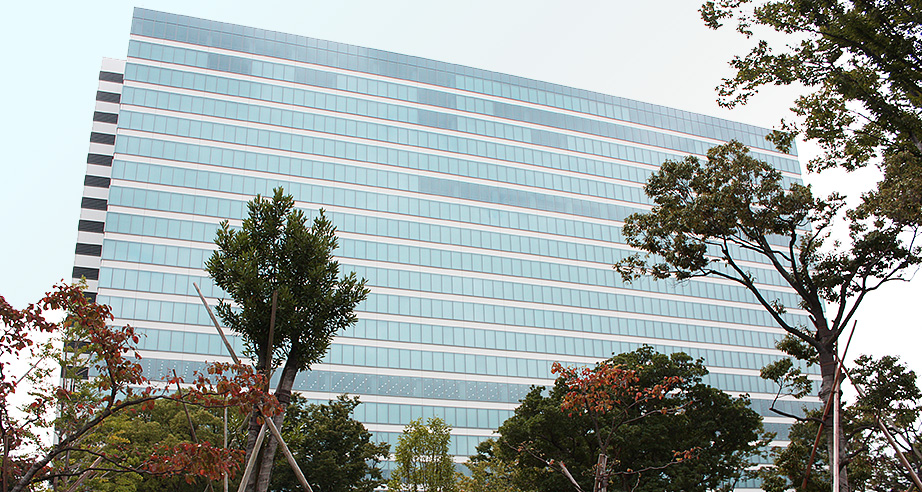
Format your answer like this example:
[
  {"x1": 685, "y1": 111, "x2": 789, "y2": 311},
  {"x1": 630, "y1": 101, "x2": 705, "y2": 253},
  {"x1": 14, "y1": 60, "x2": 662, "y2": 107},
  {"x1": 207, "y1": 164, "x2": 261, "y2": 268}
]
[
  {"x1": 195, "y1": 284, "x2": 313, "y2": 492},
  {"x1": 64, "y1": 455, "x2": 104, "y2": 492},
  {"x1": 224, "y1": 406, "x2": 229, "y2": 492},
  {"x1": 836, "y1": 356, "x2": 922, "y2": 492},
  {"x1": 193, "y1": 283, "x2": 241, "y2": 365},
  {"x1": 802, "y1": 322, "x2": 856, "y2": 489},
  {"x1": 236, "y1": 424, "x2": 267, "y2": 492},
  {"x1": 264, "y1": 414, "x2": 313, "y2": 492},
  {"x1": 172, "y1": 370, "x2": 214, "y2": 492}
]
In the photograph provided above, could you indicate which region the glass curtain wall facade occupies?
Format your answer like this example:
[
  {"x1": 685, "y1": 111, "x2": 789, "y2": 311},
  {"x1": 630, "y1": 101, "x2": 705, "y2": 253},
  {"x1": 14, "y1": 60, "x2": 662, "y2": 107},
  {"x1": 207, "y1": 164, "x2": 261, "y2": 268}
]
[{"x1": 72, "y1": 8, "x2": 818, "y2": 487}]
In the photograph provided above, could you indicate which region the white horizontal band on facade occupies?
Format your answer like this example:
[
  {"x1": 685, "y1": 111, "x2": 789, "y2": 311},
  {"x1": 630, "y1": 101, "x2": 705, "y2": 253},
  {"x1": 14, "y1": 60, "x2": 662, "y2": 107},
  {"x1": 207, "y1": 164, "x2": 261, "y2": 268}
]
[
  {"x1": 81, "y1": 187, "x2": 110, "y2": 201},
  {"x1": 86, "y1": 164, "x2": 113, "y2": 177},
  {"x1": 76, "y1": 231, "x2": 105, "y2": 244},
  {"x1": 79, "y1": 209, "x2": 106, "y2": 223},
  {"x1": 77, "y1": 280, "x2": 100, "y2": 292},
  {"x1": 92, "y1": 121, "x2": 118, "y2": 134},
  {"x1": 130, "y1": 35, "x2": 799, "y2": 163},
  {"x1": 88, "y1": 142, "x2": 115, "y2": 154},
  {"x1": 73, "y1": 256, "x2": 102, "y2": 269},
  {"x1": 95, "y1": 101, "x2": 121, "y2": 114},
  {"x1": 98, "y1": 80, "x2": 124, "y2": 94}
]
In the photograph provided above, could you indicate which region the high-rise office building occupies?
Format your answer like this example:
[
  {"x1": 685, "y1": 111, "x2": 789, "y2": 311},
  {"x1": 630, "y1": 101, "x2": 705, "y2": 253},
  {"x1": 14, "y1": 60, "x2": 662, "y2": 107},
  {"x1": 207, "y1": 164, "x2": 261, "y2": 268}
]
[{"x1": 72, "y1": 8, "x2": 817, "y2": 487}]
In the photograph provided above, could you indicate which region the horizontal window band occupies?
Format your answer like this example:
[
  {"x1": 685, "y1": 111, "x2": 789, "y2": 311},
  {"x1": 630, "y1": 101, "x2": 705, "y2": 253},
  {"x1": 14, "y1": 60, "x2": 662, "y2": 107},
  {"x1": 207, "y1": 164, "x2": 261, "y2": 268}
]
[
  {"x1": 93, "y1": 111, "x2": 119, "y2": 124},
  {"x1": 81, "y1": 197, "x2": 108, "y2": 211},
  {"x1": 96, "y1": 91, "x2": 121, "y2": 103},
  {"x1": 84, "y1": 175, "x2": 111, "y2": 188},
  {"x1": 72, "y1": 266, "x2": 100, "y2": 281},
  {"x1": 99, "y1": 71, "x2": 124, "y2": 83},
  {"x1": 75, "y1": 243, "x2": 103, "y2": 256},
  {"x1": 126, "y1": 32, "x2": 795, "y2": 161},
  {"x1": 77, "y1": 219, "x2": 105, "y2": 233},
  {"x1": 121, "y1": 62, "x2": 800, "y2": 176},
  {"x1": 89, "y1": 132, "x2": 116, "y2": 145},
  {"x1": 87, "y1": 154, "x2": 114, "y2": 166}
]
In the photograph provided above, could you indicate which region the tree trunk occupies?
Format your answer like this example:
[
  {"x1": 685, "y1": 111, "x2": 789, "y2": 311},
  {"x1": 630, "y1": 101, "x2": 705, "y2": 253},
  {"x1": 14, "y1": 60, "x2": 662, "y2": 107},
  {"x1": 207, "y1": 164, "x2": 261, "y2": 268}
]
[
  {"x1": 242, "y1": 411, "x2": 264, "y2": 492},
  {"x1": 593, "y1": 453, "x2": 607, "y2": 492},
  {"x1": 253, "y1": 359, "x2": 299, "y2": 492},
  {"x1": 817, "y1": 342, "x2": 849, "y2": 492},
  {"x1": 242, "y1": 352, "x2": 269, "y2": 492}
]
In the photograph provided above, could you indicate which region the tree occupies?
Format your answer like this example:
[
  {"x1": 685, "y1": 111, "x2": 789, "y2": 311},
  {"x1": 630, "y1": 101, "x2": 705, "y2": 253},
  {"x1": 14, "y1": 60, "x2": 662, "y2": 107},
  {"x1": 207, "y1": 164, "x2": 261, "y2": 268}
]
[
  {"x1": 269, "y1": 395, "x2": 389, "y2": 492},
  {"x1": 206, "y1": 188, "x2": 369, "y2": 492},
  {"x1": 615, "y1": 141, "x2": 922, "y2": 489},
  {"x1": 0, "y1": 283, "x2": 274, "y2": 492},
  {"x1": 759, "y1": 354, "x2": 922, "y2": 491},
  {"x1": 700, "y1": 1, "x2": 922, "y2": 205},
  {"x1": 490, "y1": 347, "x2": 767, "y2": 492},
  {"x1": 70, "y1": 399, "x2": 247, "y2": 492},
  {"x1": 456, "y1": 440, "x2": 523, "y2": 492},
  {"x1": 388, "y1": 417, "x2": 456, "y2": 492}
]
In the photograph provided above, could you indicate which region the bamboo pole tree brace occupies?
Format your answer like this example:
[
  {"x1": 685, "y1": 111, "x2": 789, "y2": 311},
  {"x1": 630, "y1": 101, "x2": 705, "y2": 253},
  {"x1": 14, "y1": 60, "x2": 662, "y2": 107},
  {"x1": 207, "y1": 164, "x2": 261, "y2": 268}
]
[
  {"x1": 193, "y1": 283, "x2": 314, "y2": 492},
  {"x1": 835, "y1": 353, "x2": 922, "y2": 491}
]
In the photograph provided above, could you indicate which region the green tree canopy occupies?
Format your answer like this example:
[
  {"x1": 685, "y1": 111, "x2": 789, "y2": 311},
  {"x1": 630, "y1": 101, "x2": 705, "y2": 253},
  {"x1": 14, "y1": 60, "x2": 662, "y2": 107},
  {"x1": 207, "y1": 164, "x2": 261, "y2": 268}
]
[
  {"x1": 489, "y1": 347, "x2": 767, "y2": 492},
  {"x1": 389, "y1": 417, "x2": 456, "y2": 492},
  {"x1": 615, "y1": 141, "x2": 921, "y2": 489},
  {"x1": 759, "y1": 354, "x2": 922, "y2": 491},
  {"x1": 456, "y1": 440, "x2": 524, "y2": 492},
  {"x1": 270, "y1": 395, "x2": 389, "y2": 492},
  {"x1": 206, "y1": 188, "x2": 369, "y2": 492},
  {"x1": 701, "y1": 0, "x2": 922, "y2": 172},
  {"x1": 71, "y1": 400, "x2": 244, "y2": 492}
]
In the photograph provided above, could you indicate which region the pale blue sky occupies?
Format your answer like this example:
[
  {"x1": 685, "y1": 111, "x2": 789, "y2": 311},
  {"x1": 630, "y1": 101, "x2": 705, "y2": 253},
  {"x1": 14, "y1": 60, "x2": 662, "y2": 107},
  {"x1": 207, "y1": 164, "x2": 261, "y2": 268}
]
[{"x1": 1, "y1": 0, "x2": 918, "y2": 375}]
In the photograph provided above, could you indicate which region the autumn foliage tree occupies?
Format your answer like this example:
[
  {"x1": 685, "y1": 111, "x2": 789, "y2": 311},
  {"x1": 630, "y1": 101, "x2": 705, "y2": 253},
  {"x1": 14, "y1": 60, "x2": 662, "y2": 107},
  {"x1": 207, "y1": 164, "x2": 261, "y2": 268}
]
[
  {"x1": 550, "y1": 359, "x2": 692, "y2": 492},
  {"x1": 492, "y1": 347, "x2": 766, "y2": 492},
  {"x1": 0, "y1": 283, "x2": 277, "y2": 492}
]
